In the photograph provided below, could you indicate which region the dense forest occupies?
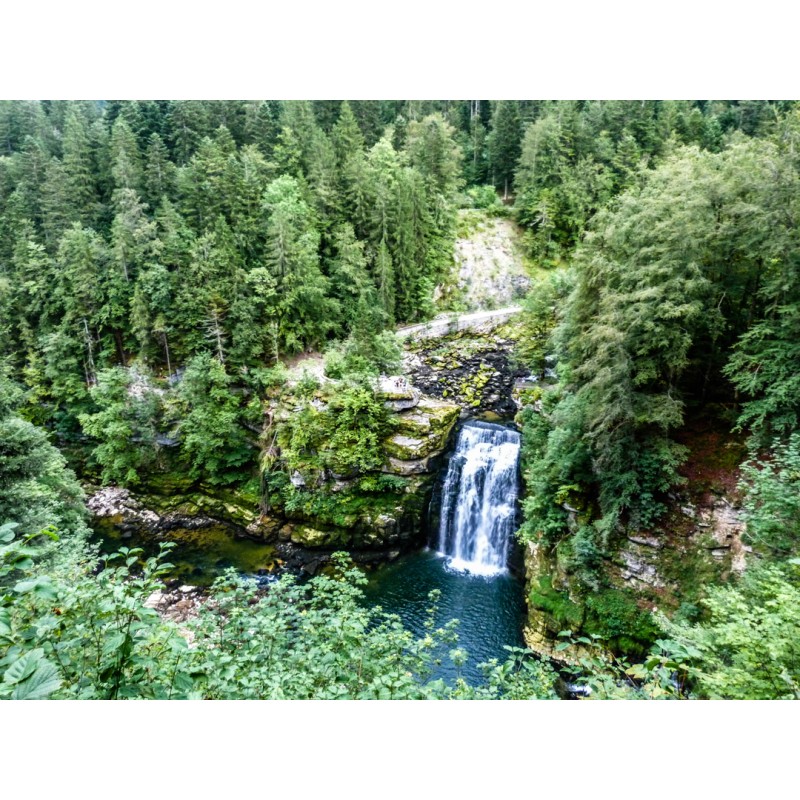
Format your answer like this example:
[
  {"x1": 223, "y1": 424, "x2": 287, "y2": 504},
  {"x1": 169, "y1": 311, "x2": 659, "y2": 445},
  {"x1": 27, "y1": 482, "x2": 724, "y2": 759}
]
[{"x1": 1, "y1": 99, "x2": 799, "y2": 699}]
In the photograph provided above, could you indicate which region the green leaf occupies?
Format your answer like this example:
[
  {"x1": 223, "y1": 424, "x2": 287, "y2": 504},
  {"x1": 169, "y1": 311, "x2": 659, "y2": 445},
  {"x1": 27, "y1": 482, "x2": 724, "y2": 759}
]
[
  {"x1": 11, "y1": 659, "x2": 62, "y2": 700},
  {"x1": 103, "y1": 632, "x2": 127, "y2": 654},
  {"x1": 0, "y1": 608, "x2": 11, "y2": 639},
  {"x1": 3, "y1": 649, "x2": 43, "y2": 685},
  {"x1": 14, "y1": 576, "x2": 58, "y2": 601}
]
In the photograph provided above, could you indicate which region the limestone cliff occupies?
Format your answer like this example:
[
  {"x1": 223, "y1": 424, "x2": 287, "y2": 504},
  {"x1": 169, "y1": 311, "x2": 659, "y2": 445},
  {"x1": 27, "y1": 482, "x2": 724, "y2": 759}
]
[
  {"x1": 88, "y1": 381, "x2": 460, "y2": 562},
  {"x1": 520, "y1": 422, "x2": 749, "y2": 660}
]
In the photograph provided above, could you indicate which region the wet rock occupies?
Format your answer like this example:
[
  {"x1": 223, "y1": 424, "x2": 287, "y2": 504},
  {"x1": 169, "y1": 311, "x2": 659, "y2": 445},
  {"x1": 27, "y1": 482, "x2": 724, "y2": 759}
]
[
  {"x1": 289, "y1": 524, "x2": 349, "y2": 548},
  {"x1": 619, "y1": 548, "x2": 665, "y2": 588},
  {"x1": 87, "y1": 486, "x2": 159, "y2": 527},
  {"x1": 393, "y1": 412, "x2": 432, "y2": 437},
  {"x1": 403, "y1": 331, "x2": 526, "y2": 417},
  {"x1": 144, "y1": 591, "x2": 166, "y2": 609},
  {"x1": 290, "y1": 470, "x2": 306, "y2": 488},
  {"x1": 383, "y1": 434, "x2": 437, "y2": 461},
  {"x1": 627, "y1": 533, "x2": 663, "y2": 549},
  {"x1": 382, "y1": 455, "x2": 435, "y2": 476},
  {"x1": 694, "y1": 500, "x2": 747, "y2": 573}
]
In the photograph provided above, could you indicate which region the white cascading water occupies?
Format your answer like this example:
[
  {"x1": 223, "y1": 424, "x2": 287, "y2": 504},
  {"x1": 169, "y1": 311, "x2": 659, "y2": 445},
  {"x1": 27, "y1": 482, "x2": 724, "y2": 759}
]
[{"x1": 436, "y1": 421, "x2": 521, "y2": 576}]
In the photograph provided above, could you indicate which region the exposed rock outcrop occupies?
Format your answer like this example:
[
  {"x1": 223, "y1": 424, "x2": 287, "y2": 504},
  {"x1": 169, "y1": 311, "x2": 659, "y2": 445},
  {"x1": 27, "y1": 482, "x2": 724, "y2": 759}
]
[
  {"x1": 88, "y1": 387, "x2": 461, "y2": 566},
  {"x1": 403, "y1": 327, "x2": 526, "y2": 418}
]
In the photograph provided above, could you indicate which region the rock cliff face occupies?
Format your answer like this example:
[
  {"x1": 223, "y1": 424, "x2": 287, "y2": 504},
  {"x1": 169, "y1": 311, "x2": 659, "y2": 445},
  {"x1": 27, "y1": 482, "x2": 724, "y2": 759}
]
[
  {"x1": 88, "y1": 382, "x2": 460, "y2": 566},
  {"x1": 520, "y1": 428, "x2": 749, "y2": 660},
  {"x1": 274, "y1": 383, "x2": 460, "y2": 554},
  {"x1": 87, "y1": 322, "x2": 523, "y2": 569}
]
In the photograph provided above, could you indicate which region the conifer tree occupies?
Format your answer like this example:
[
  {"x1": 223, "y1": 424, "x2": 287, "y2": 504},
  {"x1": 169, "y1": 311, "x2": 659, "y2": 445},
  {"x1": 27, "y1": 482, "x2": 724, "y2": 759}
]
[
  {"x1": 488, "y1": 101, "x2": 522, "y2": 198},
  {"x1": 167, "y1": 100, "x2": 211, "y2": 164},
  {"x1": 143, "y1": 132, "x2": 176, "y2": 208},
  {"x1": 373, "y1": 236, "x2": 395, "y2": 323},
  {"x1": 405, "y1": 113, "x2": 463, "y2": 196},
  {"x1": 262, "y1": 176, "x2": 337, "y2": 352},
  {"x1": 39, "y1": 158, "x2": 76, "y2": 250},
  {"x1": 110, "y1": 117, "x2": 143, "y2": 193},
  {"x1": 62, "y1": 107, "x2": 99, "y2": 224}
]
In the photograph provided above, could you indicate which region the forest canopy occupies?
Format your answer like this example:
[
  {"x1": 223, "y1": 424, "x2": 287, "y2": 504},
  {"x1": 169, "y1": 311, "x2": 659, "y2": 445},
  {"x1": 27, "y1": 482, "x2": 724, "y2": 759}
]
[{"x1": 2, "y1": 99, "x2": 800, "y2": 701}]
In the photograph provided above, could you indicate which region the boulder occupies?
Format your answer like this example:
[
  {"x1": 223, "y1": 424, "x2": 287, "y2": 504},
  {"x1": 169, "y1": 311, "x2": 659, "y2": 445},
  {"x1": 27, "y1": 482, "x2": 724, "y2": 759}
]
[
  {"x1": 290, "y1": 470, "x2": 306, "y2": 488},
  {"x1": 378, "y1": 375, "x2": 421, "y2": 411},
  {"x1": 383, "y1": 434, "x2": 436, "y2": 461},
  {"x1": 382, "y1": 455, "x2": 435, "y2": 476},
  {"x1": 394, "y1": 413, "x2": 432, "y2": 437},
  {"x1": 290, "y1": 524, "x2": 349, "y2": 548}
]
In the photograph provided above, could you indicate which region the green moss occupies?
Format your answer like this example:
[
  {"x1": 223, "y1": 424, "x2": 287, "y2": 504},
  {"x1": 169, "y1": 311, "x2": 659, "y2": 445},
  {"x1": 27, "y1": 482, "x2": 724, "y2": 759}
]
[
  {"x1": 529, "y1": 576, "x2": 659, "y2": 659},
  {"x1": 383, "y1": 434, "x2": 437, "y2": 460},
  {"x1": 528, "y1": 575, "x2": 584, "y2": 630},
  {"x1": 290, "y1": 524, "x2": 350, "y2": 547},
  {"x1": 394, "y1": 414, "x2": 432, "y2": 437},
  {"x1": 277, "y1": 475, "x2": 423, "y2": 531},
  {"x1": 415, "y1": 399, "x2": 459, "y2": 434},
  {"x1": 583, "y1": 589, "x2": 659, "y2": 658},
  {"x1": 653, "y1": 530, "x2": 726, "y2": 611}
]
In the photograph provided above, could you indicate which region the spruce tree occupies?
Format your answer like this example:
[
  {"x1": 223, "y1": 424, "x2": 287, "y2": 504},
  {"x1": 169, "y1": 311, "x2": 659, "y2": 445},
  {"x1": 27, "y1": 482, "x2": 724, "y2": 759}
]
[
  {"x1": 62, "y1": 107, "x2": 99, "y2": 224},
  {"x1": 488, "y1": 100, "x2": 522, "y2": 199}
]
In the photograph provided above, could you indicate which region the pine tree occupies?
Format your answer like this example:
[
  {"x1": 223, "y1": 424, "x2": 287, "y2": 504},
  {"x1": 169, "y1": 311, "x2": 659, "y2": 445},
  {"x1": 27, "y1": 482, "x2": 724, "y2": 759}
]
[
  {"x1": 374, "y1": 236, "x2": 395, "y2": 323},
  {"x1": 174, "y1": 352, "x2": 254, "y2": 484},
  {"x1": 110, "y1": 117, "x2": 143, "y2": 193},
  {"x1": 61, "y1": 107, "x2": 99, "y2": 224},
  {"x1": 328, "y1": 223, "x2": 371, "y2": 334},
  {"x1": 331, "y1": 101, "x2": 365, "y2": 169},
  {"x1": 111, "y1": 189, "x2": 159, "y2": 280},
  {"x1": 143, "y1": 132, "x2": 176, "y2": 208},
  {"x1": 262, "y1": 176, "x2": 337, "y2": 352},
  {"x1": 405, "y1": 113, "x2": 463, "y2": 197},
  {"x1": 39, "y1": 158, "x2": 76, "y2": 250},
  {"x1": 488, "y1": 101, "x2": 522, "y2": 199},
  {"x1": 167, "y1": 100, "x2": 210, "y2": 164}
]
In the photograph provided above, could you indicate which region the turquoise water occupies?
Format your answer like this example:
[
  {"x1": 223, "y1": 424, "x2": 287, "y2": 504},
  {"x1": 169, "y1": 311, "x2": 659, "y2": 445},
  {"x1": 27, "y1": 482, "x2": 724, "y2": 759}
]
[
  {"x1": 91, "y1": 520, "x2": 528, "y2": 686},
  {"x1": 363, "y1": 548, "x2": 527, "y2": 685}
]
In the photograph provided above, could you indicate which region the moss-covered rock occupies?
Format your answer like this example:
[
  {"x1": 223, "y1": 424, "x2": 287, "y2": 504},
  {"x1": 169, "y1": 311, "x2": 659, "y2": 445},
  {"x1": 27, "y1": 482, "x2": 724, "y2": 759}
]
[
  {"x1": 394, "y1": 413, "x2": 432, "y2": 437},
  {"x1": 415, "y1": 398, "x2": 460, "y2": 437},
  {"x1": 290, "y1": 524, "x2": 350, "y2": 548},
  {"x1": 382, "y1": 398, "x2": 458, "y2": 463},
  {"x1": 404, "y1": 329, "x2": 526, "y2": 417},
  {"x1": 383, "y1": 434, "x2": 437, "y2": 461}
]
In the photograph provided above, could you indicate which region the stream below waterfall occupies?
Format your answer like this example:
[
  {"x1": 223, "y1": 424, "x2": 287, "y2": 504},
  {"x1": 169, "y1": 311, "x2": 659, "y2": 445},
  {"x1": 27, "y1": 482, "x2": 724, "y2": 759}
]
[
  {"x1": 363, "y1": 549, "x2": 526, "y2": 685},
  {"x1": 89, "y1": 419, "x2": 528, "y2": 685},
  {"x1": 364, "y1": 420, "x2": 527, "y2": 684}
]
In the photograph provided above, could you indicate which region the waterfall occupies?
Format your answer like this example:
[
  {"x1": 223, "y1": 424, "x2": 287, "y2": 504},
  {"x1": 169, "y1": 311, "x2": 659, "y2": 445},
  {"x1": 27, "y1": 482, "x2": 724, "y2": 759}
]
[{"x1": 436, "y1": 421, "x2": 521, "y2": 577}]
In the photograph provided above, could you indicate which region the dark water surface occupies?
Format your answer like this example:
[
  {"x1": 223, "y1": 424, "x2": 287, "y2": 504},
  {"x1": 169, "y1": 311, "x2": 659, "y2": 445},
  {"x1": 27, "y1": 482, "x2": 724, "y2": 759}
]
[
  {"x1": 91, "y1": 521, "x2": 278, "y2": 586},
  {"x1": 91, "y1": 524, "x2": 527, "y2": 685},
  {"x1": 363, "y1": 548, "x2": 527, "y2": 685}
]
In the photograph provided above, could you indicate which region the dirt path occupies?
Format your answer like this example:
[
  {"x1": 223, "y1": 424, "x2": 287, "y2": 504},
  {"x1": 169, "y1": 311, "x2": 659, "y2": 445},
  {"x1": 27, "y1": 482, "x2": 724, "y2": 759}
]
[
  {"x1": 395, "y1": 305, "x2": 523, "y2": 341},
  {"x1": 286, "y1": 211, "x2": 529, "y2": 374}
]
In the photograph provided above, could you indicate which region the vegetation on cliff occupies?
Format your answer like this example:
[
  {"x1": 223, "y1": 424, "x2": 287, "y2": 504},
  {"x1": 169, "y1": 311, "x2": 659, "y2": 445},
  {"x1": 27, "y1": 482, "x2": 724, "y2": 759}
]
[
  {"x1": 513, "y1": 107, "x2": 800, "y2": 696},
  {"x1": 3, "y1": 100, "x2": 800, "y2": 699}
]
